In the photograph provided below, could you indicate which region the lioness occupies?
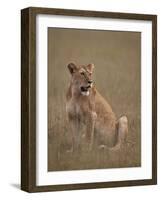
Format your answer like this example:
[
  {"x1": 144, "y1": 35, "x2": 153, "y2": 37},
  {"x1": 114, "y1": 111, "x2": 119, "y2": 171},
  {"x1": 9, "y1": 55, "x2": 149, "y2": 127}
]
[{"x1": 66, "y1": 63, "x2": 128, "y2": 151}]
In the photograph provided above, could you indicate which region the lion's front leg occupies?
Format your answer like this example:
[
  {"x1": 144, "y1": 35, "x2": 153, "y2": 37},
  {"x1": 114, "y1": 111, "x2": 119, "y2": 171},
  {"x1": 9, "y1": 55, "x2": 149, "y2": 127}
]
[
  {"x1": 85, "y1": 112, "x2": 97, "y2": 151},
  {"x1": 69, "y1": 117, "x2": 81, "y2": 152}
]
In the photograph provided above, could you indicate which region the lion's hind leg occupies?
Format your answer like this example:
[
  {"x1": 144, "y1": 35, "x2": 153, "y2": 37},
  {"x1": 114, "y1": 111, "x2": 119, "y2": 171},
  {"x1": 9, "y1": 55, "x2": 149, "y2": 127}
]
[{"x1": 110, "y1": 115, "x2": 128, "y2": 151}]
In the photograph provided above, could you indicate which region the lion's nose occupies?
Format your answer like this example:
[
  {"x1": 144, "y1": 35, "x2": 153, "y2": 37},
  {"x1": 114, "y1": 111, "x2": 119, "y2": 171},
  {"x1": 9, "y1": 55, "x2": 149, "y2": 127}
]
[{"x1": 88, "y1": 80, "x2": 93, "y2": 84}]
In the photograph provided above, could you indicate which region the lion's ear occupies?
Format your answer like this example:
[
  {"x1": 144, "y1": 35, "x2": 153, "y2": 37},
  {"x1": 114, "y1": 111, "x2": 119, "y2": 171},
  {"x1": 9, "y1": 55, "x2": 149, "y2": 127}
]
[
  {"x1": 67, "y1": 63, "x2": 77, "y2": 74},
  {"x1": 86, "y1": 63, "x2": 94, "y2": 74}
]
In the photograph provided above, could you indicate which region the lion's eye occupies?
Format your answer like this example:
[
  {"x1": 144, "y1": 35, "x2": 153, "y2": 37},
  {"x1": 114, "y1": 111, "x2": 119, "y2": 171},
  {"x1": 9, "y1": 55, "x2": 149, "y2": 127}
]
[{"x1": 80, "y1": 72, "x2": 84, "y2": 75}]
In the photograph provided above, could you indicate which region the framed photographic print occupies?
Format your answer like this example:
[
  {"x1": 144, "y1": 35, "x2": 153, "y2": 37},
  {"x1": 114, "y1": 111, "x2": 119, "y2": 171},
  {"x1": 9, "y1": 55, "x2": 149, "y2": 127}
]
[{"x1": 21, "y1": 7, "x2": 157, "y2": 192}]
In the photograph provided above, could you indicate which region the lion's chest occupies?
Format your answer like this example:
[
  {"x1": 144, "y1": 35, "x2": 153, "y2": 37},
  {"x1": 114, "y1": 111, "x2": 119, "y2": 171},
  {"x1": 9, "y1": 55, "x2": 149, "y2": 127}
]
[{"x1": 66, "y1": 100, "x2": 83, "y2": 119}]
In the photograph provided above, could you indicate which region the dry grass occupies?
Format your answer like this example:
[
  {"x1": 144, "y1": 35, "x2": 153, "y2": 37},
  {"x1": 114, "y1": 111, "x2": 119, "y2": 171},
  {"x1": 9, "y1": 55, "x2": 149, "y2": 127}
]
[{"x1": 48, "y1": 28, "x2": 141, "y2": 171}]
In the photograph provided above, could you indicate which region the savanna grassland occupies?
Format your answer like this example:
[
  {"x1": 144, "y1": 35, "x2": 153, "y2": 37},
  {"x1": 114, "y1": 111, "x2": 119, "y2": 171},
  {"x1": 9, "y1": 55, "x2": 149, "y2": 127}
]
[{"x1": 48, "y1": 28, "x2": 141, "y2": 171}]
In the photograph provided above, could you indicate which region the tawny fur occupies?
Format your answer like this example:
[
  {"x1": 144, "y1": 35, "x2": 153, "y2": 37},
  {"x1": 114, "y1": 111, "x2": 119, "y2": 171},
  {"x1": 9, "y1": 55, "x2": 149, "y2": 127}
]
[{"x1": 66, "y1": 63, "x2": 128, "y2": 151}]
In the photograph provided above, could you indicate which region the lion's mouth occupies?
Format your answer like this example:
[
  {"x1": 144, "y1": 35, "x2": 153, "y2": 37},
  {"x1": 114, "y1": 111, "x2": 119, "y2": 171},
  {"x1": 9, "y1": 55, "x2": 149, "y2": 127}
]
[
  {"x1": 80, "y1": 85, "x2": 91, "y2": 92},
  {"x1": 80, "y1": 85, "x2": 91, "y2": 96}
]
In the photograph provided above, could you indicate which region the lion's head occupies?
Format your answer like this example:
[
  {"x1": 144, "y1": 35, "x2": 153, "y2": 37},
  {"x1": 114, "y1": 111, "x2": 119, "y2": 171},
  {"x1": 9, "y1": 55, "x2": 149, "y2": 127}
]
[{"x1": 67, "y1": 63, "x2": 94, "y2": 96}]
